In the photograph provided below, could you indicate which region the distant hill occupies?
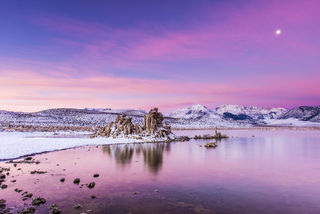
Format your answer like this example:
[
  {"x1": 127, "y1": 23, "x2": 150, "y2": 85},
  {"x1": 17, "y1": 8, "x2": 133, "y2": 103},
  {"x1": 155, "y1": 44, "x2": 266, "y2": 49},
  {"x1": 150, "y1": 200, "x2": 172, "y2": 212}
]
[
  {"x1": 0, "y1": 108, "x2": 148, "y2": 127},
  {"x1": 169, "y1": 104, "x2": 320, "y2": 127},
  {"x1": 279, "y1": 106, "x2": 320, "y2": 122},
  {"x1": 0, "y1": 105, "x2": 319, "y2": 129}
]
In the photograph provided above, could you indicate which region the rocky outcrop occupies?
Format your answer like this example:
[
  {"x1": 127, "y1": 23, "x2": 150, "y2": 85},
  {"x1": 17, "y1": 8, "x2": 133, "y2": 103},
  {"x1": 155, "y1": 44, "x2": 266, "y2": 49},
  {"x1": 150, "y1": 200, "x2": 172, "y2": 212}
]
[
  {"x1": 193, "y1": 127, "x2": 228, "y2": 140},
  {"x1": 92, "y1": 108, "x2": 174, "y2": 140},
  {"x1": 144, "y1": 108, "x2": 172, "y2": 138}
]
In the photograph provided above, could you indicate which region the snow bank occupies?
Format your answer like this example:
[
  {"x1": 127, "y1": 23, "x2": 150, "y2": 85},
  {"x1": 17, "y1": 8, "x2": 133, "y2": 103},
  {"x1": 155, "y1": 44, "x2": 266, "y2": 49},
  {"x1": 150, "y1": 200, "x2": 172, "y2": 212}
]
[
  {"x1": 0, "y1": 132, "x2": 163, "y2": 160},
  {"x1": 263, "y1": 118, "x2": 320, "y2": 127}
]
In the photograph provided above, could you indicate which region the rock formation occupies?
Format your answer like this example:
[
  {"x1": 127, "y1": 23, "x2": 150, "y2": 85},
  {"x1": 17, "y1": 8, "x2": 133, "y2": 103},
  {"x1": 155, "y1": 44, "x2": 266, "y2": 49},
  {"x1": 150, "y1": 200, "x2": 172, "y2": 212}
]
[{"x1": 92, "y1": 108, "x2": 174, "y2": 140}]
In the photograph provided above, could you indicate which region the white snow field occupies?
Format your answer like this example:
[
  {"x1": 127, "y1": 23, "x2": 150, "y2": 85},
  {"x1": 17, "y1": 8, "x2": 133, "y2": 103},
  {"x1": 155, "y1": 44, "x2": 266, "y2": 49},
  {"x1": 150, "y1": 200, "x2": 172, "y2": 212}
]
[
  {"x1": 0, "y1": 132, "x2": 166, "y2": 160},
  {"x1": 263, "y1": 118, "x2": 320, "y2": 127}
]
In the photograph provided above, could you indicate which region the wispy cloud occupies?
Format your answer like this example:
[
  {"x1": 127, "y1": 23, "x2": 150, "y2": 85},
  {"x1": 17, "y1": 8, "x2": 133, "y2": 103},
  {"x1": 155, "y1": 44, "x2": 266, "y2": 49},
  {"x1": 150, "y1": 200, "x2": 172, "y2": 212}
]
[{"x1": 1, "y1": 0, "x2": 319, "y2": 111}]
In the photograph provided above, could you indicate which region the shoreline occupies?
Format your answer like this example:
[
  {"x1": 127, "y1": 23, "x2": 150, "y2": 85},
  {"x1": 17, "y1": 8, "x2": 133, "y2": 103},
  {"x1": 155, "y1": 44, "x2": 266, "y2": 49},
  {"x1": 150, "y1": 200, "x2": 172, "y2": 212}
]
[
  {"x1": 173, "y1": 126, "x2": 320, "y2": 130},
  {"x1": 1, "y1": 127, "x2": 319, "y2": 161}
]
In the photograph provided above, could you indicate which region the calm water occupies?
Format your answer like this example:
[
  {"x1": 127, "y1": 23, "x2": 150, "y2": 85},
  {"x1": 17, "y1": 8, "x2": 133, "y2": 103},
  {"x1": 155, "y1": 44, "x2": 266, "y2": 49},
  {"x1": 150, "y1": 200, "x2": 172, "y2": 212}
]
[{"x1": 1, "y1": 129, "x2": 320, "y2": 214}]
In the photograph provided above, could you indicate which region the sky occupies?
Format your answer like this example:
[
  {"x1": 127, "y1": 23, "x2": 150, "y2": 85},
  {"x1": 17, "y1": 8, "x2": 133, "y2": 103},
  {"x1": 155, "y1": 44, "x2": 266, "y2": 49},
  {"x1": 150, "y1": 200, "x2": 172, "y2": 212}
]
[{"x1": 0, "y1": 0, "x2": 319, "y2": 112}]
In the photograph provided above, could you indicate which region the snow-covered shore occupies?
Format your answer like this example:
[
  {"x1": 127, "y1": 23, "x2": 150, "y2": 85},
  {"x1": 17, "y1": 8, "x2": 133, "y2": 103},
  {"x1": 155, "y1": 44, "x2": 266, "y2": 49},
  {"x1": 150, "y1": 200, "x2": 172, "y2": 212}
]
[{"x1": 0, "y1": 131, "x2": 167, "y2": 160}]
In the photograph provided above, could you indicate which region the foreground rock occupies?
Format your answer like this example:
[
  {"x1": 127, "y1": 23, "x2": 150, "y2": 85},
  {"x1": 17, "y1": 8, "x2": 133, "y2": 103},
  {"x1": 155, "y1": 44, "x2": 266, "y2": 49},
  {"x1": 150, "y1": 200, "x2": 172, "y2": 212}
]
[
  {"x1": 19, "y1": 206, "x2": 35, "y2": 214},
  {"x1": 49, "y1": 204, "x2": 61, "y2": 214},
  {"x1": 92, "y1": 108, "x2": 175, "y2": 142},
  {"x1": 31, "y1": 197, "x2": 46, "y2": 206}
]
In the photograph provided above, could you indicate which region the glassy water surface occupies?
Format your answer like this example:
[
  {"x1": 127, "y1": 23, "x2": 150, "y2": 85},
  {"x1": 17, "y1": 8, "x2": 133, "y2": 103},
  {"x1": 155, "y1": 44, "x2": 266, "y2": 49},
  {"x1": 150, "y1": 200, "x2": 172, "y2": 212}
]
[{"x1": 1, "y1": 129, "x2": 320, "y2": 214}]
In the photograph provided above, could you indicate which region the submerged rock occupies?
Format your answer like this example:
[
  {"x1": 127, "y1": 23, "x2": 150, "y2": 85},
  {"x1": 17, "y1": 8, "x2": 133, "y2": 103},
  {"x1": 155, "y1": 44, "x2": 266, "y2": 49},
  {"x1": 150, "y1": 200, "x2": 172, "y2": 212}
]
[
  {"x1": 49, "y1": 204, "x2": 61, "y2": 214},
  {"x1": 73, "y1": 178, "x2": 80, "y2": 184},
  {"x1": 18, "y1": 206, "x2": 36, "y2": 214},
  {"x1": 0, "y1": 199, "x2": 6, "y2": 209},
  {"x1": 30, "y1": 170, "x2": 46, "y2": 174},
  {"x1": 86, "y1": 182, "x2": 95, "y2": 189},
  {"x1": 204, "y1": 142, "x2": 218, "y2": 148},
  {"x1": 73, "y1": 204, "x2": 82, "y2": 209},
  {"x1": 32, "y1": 197, "x2": 46, "y2": 206},
  {"x1": 15, "y1": 188, "x2": 23, "y2": 193},
  {"x1": 22, "y1": 192, "x2": 33, "y2": 201}
]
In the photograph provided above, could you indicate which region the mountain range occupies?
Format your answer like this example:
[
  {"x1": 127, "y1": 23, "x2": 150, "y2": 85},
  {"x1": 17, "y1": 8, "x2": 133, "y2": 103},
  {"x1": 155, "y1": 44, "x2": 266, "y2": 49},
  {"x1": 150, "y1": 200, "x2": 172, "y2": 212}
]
[
  {"x1": 169, "y1": 104, "x2": 320, "y2": 128},
  {"x1": 0, "y1": 104, "x2": 319, "y2": 129}
]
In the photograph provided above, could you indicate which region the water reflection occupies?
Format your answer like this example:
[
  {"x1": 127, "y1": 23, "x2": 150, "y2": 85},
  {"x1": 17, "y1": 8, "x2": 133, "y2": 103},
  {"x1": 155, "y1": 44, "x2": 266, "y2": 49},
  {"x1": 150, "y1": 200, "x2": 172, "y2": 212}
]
[
  {"x1": 102, "y1": 143, "x2": 171, "y2": 173},
  {"x1": 143, "y1": 144, "x2": 165, "y2": 173}
]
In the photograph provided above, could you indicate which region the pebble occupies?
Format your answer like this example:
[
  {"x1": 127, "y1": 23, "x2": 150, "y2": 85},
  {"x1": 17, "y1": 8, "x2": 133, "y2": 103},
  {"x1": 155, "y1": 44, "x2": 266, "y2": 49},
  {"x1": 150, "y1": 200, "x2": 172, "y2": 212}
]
[
  {"x1": 73, "y1": 178, "x2": 80, "y2": 184},
  {"x1": 86, "y1": 182, "x2": 95, "y2": 189},
  {"x1": 32, "y1": 197, "x2": 46, "y2": 206},
  {"x1": 74, "y1": 204, "x2": 82, "y2": 209}
]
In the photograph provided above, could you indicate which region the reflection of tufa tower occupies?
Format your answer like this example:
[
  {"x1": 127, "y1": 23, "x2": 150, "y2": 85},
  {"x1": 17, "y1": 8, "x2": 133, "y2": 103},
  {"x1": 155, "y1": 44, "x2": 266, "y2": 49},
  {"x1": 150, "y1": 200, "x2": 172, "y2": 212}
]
[{"x1": 143, "y1": 144, "x2": 165, "y2": 173}]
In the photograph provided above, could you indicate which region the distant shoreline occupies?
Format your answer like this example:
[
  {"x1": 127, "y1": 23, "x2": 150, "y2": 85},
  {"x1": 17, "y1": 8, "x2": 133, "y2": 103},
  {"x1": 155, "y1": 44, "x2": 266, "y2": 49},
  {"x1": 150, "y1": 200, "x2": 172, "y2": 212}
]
[{"x1": 172, "y1": 126, "x2": 320, "y2": 131}]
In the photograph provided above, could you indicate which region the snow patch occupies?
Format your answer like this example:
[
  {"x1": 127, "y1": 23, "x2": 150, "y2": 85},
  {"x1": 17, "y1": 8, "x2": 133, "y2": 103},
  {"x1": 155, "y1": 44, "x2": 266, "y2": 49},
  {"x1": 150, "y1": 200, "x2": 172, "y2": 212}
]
[{"x1": 0, "y1": 132, "x2": 166, "y2": 160}]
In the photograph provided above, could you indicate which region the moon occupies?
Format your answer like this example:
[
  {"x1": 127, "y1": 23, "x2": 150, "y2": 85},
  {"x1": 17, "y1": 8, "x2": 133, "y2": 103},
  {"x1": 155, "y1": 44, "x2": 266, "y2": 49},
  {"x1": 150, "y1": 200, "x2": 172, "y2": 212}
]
[{"x1": 275, "y1": 29, "x2": 281, "y2": 35}]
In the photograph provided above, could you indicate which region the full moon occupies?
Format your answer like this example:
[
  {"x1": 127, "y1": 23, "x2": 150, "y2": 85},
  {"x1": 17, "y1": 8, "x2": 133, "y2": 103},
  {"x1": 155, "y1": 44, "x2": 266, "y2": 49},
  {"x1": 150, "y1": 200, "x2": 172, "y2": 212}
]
[{"x1": 276, "y1": 29, "x2": 281, "y2": 35}]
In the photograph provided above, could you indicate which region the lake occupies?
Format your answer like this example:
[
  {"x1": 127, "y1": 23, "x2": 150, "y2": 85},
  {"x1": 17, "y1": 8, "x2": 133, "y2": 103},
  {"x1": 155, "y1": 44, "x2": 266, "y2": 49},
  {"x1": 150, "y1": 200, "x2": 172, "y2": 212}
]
[{"x1": 1, "y1": 129, "x2": 320, "y2": 213}]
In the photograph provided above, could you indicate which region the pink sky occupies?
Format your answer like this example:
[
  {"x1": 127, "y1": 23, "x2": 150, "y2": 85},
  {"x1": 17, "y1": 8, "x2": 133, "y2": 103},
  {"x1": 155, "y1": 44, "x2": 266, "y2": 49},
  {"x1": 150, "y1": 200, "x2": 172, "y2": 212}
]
[{"x1": 0, "y1": 0, "x2": 319, "y2": 112}]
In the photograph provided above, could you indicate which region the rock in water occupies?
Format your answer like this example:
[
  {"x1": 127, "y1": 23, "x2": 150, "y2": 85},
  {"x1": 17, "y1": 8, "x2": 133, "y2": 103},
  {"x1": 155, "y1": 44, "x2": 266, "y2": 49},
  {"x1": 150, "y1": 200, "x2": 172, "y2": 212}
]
[
  {"x1": 49, "y1": 204, "x2": 61, "y2": 214},
  {"x1": 73, "y1": 178, "x2": 80, "y2": 184},
  {"x1": 204, "y1": 142, "x2": 217, "y2": 148},
  {"x1": 32, "y1": 197, "x2": 46, "y2": 206},
  {"x1": 92, "y1": 108, "x2": 174, "y2": 141}
]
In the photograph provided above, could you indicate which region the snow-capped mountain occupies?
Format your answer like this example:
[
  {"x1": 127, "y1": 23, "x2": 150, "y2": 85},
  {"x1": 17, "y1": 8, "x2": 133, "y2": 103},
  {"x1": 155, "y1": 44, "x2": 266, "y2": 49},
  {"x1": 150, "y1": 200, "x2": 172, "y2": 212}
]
[
  {"x1": 279, "y1": 106, "x2": 320, "y2": 122},
  {"x1": 170, "y1": 104, "x2": 286, "y2": 121},
  {"x1": 169, "y1": 104, "x2": 320, "y2": 127},
  {"x1": 0, "y1": 108, "x2": 148, "y2": 127},
  {"x1": 84, "y1": 108, "x2": 147, "y2": 116},
  {"x1": 168, "y1": 104, "x2": 245, "y2": 128},
  {"x1": 1, "y1": 105, "x2": 319, "y2": 129},
  {"x1": 169, "y1": 104, "x2": 219, "y2": 120},
  {"x1": 216, "y1": 104, "x2": 287, "y2": 121}
]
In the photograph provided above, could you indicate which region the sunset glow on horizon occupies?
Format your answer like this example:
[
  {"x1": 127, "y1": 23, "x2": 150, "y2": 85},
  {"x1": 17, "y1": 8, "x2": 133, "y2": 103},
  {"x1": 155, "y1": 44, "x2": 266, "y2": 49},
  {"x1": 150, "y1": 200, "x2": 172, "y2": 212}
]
[{"x1": 0, "y1": 0, "x2": 319, "y2": 112}]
